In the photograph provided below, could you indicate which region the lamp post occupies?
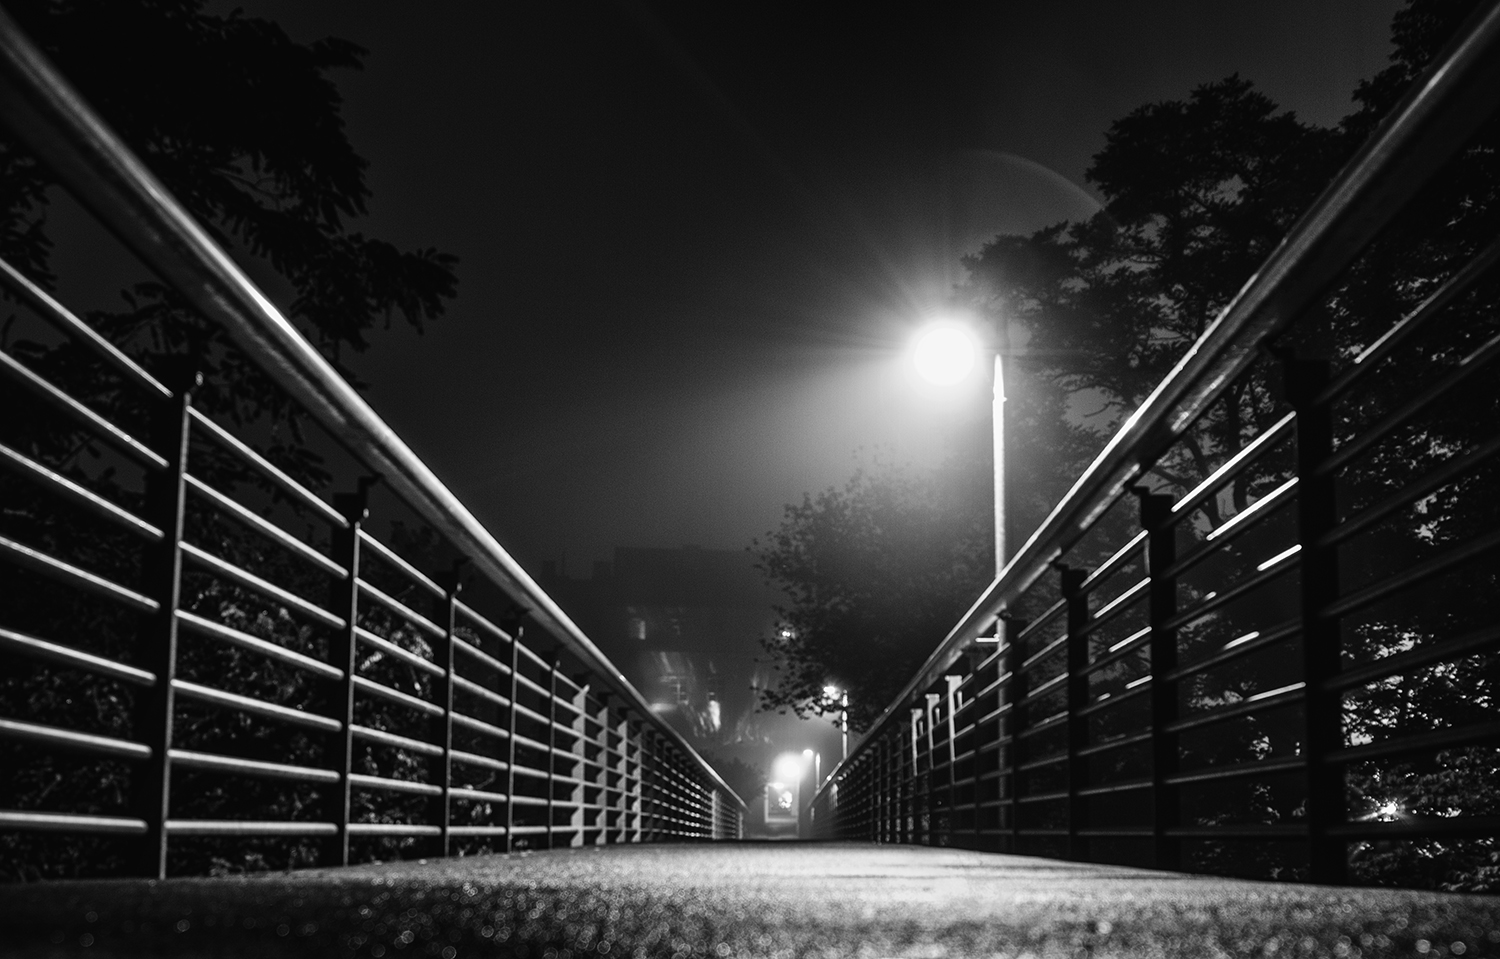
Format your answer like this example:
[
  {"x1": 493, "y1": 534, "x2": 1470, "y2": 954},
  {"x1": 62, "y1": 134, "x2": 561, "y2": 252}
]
[
  {"x1": 824, "y1": 684, "x2": 849, "y2": 765},
  {"x1": 912, "y1": 317, "x2": 1011, "y2": 575}
]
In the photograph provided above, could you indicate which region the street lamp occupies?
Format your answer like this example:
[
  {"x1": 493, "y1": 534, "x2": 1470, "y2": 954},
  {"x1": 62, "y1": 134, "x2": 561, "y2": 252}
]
[
  {"x1": 911, "y1": 317, "x2": 1011, "y2": 575},
  {"x1": 823, "y1": 684, "x2": 848, "y2": 764}
]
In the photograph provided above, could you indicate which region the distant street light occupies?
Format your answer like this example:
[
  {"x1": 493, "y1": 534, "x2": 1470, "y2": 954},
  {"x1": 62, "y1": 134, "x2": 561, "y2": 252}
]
[
  {"x1": 911, "y1": 316, "x2": 1012, "y2": 576},
  {"x1": 823, "y1": 684, "x2": 849, "y2": 764}
]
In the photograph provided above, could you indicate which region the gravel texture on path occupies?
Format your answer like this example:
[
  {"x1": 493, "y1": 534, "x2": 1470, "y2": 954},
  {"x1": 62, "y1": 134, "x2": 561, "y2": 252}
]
[{"x1": 2, "y1": 842, "x2": 1498, "y2": 958}]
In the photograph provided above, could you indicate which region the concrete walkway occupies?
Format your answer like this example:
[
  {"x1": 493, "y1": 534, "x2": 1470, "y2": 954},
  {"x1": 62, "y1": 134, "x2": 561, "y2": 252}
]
[{"x1": 2, "y1": 843, "x2": 1498, "y2": 958}]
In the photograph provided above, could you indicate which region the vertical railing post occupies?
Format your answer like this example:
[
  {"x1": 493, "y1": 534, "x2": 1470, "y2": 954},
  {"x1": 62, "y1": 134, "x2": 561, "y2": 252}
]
[
  {"x1": 570, "y1": 673, "x2": 590, "y2": 846},
  {"x1": 504, "y1": 621, "x2": 522, "y2": 852},
  {"x1": 924, "y1": 693, "x2": 939, "y2": 844},
  {"x1": 546, "y1": 652, "x2": 560, "y2": 849},
  {"x1": 1286, "y1": 357, "x2": 1347, "y2": 884},
  {"x1": 907, "y1": 707, "x2": 921, "y2": 844},
  {"x1": 944, "y1": 674, "x2": 961, "y2": 847},
  {"x1": 434, "y1": 564, "x2": 461, "y2": 859},
  {"x1": 132, "y1": 369, "x2": 198, "y2": 879},
  {"x1": 1137, "y1": 488, "x2": 1181, "y2": 872},
  {"x1": 1062, "y1": 566, "x2": 1089, "y2": 862},
  {"x1": 1002, "y1": 615, "x2": 1027, "y2": 855},
  {"x1": 327, "y1": 479, "x2": 371, "y2": 868}
]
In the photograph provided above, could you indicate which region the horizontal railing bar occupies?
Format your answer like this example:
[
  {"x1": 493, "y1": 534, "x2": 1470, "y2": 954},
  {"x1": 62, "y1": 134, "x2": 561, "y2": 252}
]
[
  {"x1": 0, "y1": 347, "x2": 168, "y2": 469},
  {"x1": 168, "y1": 748, "x2": 339, "y2": 784},
  {"x1": 353, "y1": 675, "x2": 443, "y2": 718},
  {"x1": 357, "y1": 579, "x2": 445, "y2": 638},
  {"x1": 447, "y1": 825, "x2": 510, "y2": 837},
  {"x1": 1019, "y1": 670, "x2": 1067, "y2": 706},
  {"x1": 1160, "y1": 554, "x2": 1298, "y2": 633},
  {"x1": 180, "y1": 542, "x2": 344, "y2": 630},
  {"x1": 0, "y1": 716, "x2": 150, "y2": 760},
  {"x1": 454, "y1": 634, "x2": 509, "y2": 675},
  {"x1": 1083, "y1": 627, "x2": 1151, "y2": 678},
  {"x1": 357, "y1": 529, "x2": 446, "y2": 597},
  {"x1": 1163, "y1": 684, "x2": 1305, "y2": 735},
  {"x1": 1015, "y1": 790, "x2": 1068, "y2": 805},
  {"x1": 453, "y1": 673, "x2": 509, "y2": 709},
  {"x1": 449, "y1": 787, "x2": 509, "y2": 805},
  {"x1": 450, "y1": 748, "x2": 508, "y2": 773},
  {"x1": 185, "y1": 473, "x2": 345, "y2": 578},
  {"x1": 0, "y1": 533, "x2": 158, "y2": 613},
  {"x1": 351, "y1": 723, "x2": 443, "y2": 757},
  {"x1": 1016, "y1": 750, "x2": 1067, "y2": 773},
  {"x1": 354, "y1": 625, "x2": 443, "y2": 678},
  {"x1": 0, "y1": 441, "x2": 162, "y2": 541},
  {"x1": 0, "y1": 254, "x2": 170, "y2": 397},
  {"x1": 451, "y1": 712, "x2": 509, "y2": 742},
  {"x1": 0, "y1": 624, "x2": 155, "y2": 686},
  {"x1": 166, "y1": 820, "x2": 336, "y2": 837},
  {"x1": 1076, "y1": 777, "x2": 1152, "y2": 797},
  {"x1": 176, "y1": 610, "x2": 341, "y2": 681},
  {"x1": 0, "y1": 810, "x2": 146, "y2": 834},
  {"x1": 348, "y1": 773, "x2": 442, "y2": 797},
  {"x1": 1162, "y1": 482, "x2": 1298, "y2": 585},
  {"x1": 1326, "y1": 816, "x2": 1500, "y2": 839},
  {"x1": 1205, "y1": 476, "x2": 1298, "y2": 545},
  {"x1": 1321, "y1": 326, "x2": 1500, "y2": 478},
  {"x1": 1080, "y1": 577, "x2": 1147, "y2": 635},
  {"x1": 187, "y1": 409, "x2": 346, "y2": 528},
  {"x1": 1318, "y1": 234, "x2": 1500, "y2": 406},
  {"x1": 452, "y1": 599, "x2": 513, "y2": 643},
  {"x1": 1015, "y1": 600, "x2": 1067, "y2": 642},
  {"x1": 1165, "y1": 824, "x2": 1305, "y2": 838},
  {"x1": 1021, "y1": 632, "x2": 1068, "y2": 672},
  {"x1": 1327, "y1": 624, "x2": 1500, "y2": 693},
  {"x1": 1325, "y1": 429, "x2": 1500, "y2": 551},
  {"x1": 1075, "y1": 731, "x2": 1152, "y2": 758},
  {"x1": 1077, "y1": 681, "x2": 1151, "y2": 719},
  {"x1": 1080, "y1": 530, "x2": 1148, "y2": 590},
  {"x1": 171, "y1": 679, "x2": 341, "y2": 734},
  {"x1": 1162, "y1": 619, "x2": 1300, "y2": 685},
  {"x1": 1328, "y1": 720, "x2": 1500, "y2": 766},
  {"x1": 345, "y1": 823, "x2": 442, "y2": 837},
  {"x1": 1164, "y1": 754, "x2": 1305, "y2": 787},
  {"x1": 1322, "y1": 527, "x2": 1500, "y2": 621},
  {"x1": 1171, "y1": 413, "x2": 1297, "y2": 517}
]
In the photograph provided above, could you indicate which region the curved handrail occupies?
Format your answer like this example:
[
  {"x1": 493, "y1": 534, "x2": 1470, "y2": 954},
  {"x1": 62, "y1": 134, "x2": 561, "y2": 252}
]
[
  {"x1": 814, "y1": 0, "x2": 1500, "y2": 801},
  {"x1": 0, "y1": 7, "x2": 744, "y2": 812}
]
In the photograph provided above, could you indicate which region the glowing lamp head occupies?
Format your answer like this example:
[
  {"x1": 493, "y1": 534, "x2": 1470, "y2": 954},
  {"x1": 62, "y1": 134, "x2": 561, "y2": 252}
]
[{"x1": 913, "y1": 322, "x2": 979, "y2": 385}]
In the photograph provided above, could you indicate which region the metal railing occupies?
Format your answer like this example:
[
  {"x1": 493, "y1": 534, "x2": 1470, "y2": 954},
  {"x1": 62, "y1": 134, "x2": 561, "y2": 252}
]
[
  {"x1": 812, "y1": 2, "x2": 1500, "y2": 884},
  {"x1": 0, "y1": 10, "x2": 742, "y2": 879}
]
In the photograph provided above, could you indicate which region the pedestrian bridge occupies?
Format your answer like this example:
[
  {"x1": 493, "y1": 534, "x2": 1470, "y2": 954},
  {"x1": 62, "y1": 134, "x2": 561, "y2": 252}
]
[
  {"x1": 3, "y1": 4, "x2": 1500, "y2": 956},
  {"x1": 5, "y1": 843, "x2": 1500, "y2": 957}
]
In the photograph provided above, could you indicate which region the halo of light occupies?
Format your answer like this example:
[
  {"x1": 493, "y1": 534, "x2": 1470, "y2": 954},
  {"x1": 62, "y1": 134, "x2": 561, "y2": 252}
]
[{"x1": 913, "y1": 323, "x2": 979, "y2": 385}]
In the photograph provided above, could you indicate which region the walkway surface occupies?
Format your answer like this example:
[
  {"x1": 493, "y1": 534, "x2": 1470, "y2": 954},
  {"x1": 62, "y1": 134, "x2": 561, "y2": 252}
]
[{"x1": 3, "y1": 843, "x2": 1498, "y2": 958}]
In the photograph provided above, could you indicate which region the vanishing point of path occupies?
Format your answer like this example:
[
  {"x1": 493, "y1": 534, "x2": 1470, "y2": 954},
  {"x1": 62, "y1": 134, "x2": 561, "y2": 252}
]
[{"x1": 3, "y1": 843, "x2": 1498, "y2": 958}]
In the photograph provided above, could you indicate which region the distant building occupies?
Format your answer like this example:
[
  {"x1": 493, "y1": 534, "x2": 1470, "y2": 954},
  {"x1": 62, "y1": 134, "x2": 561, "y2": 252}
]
[{"x1": 540, "y1": 545, "x2": 841, "y2": 833}]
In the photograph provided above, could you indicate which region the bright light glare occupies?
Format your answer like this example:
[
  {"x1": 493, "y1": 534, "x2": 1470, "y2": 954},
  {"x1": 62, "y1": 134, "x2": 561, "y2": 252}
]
[
  {"x1": 823, "y1": 685, "x2": 841, "y2": 699},
  {"x1": 913, "y1": 323, "x2": 979, "y2": 385},
  {"x1": 772, "y1": 753, "x2": 805, "y2": 782}
]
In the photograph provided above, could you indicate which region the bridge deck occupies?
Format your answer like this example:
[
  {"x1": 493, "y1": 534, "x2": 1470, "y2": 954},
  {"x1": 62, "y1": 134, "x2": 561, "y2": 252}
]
[{"x1": 3, "y1": 843, "x2": 1497, "y2": 957}]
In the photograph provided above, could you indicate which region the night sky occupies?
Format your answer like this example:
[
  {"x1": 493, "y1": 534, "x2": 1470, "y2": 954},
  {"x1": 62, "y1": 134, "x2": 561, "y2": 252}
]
[{"x1": 219, "y1": 0, "x2": 1399, "y2": 577}]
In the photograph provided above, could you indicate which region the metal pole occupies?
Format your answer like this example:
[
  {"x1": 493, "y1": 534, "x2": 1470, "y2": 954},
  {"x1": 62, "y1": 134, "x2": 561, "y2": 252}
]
[
  {"x1": 132, "y1": 369, "x2": 197, "y2": 878},
  {"x1": 1287, "y1": 357, "x2": 1347, "y2": 884},
  {"x1": 1062, "y1": 565, "x2": 1089, "y2": 862},
  {"x1": 327, "y1": 481, "x2": 370, "y2": 868},
  {"x1": 993, "y1": 350, "x2": 1008, "y2": 577},
  {"x1": 1138, "y1": 489, "x2": 1181, "y2": 871}
]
